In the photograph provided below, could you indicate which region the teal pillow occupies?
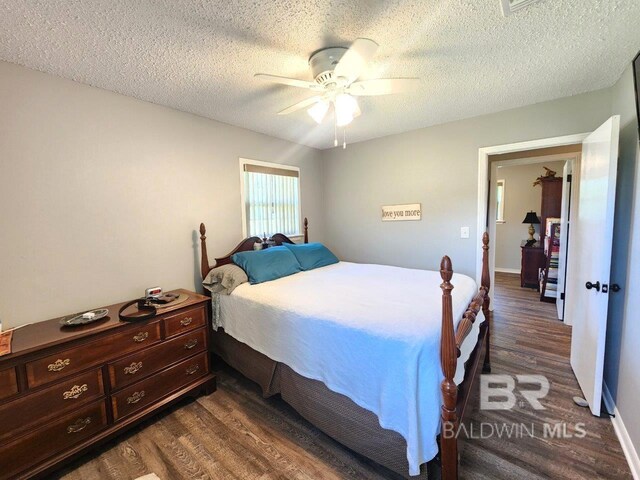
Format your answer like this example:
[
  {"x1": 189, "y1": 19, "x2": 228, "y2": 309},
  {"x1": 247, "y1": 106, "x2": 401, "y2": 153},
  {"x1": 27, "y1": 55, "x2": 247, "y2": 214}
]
[
  {"x1": 232, "y1": 246, "x2": 302, "y2": 284},
  {"x1": 282, "y1": 242, "x2": 339, "y2": 271}
]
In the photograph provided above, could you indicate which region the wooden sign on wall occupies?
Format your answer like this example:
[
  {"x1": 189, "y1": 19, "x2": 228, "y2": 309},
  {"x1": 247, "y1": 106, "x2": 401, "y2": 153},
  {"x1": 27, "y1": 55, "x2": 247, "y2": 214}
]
[{"x1": 381, "y1": 203, "x2": 422, "y2": 222}]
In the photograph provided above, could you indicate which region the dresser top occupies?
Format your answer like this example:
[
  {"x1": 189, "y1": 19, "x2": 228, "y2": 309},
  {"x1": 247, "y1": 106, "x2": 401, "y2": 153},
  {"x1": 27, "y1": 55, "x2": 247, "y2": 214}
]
[{"x1": 2, "y1": 289, "x2": 208, "y2": 362}]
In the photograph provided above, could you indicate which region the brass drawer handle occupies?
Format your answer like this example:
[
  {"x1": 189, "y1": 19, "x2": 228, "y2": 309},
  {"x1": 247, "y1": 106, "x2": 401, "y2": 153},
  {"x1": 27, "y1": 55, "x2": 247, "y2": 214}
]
[
  {"x1": 127, "y1": 391, "x2": 145, "y2": 404},
  {"x1": 133, "y1": 331, "x2": 149, "y2": 343},
  {"x1": 185, "y1": 364, "x2": 200, "y2": 376},
  {"x1": 67, "y1": 417, "x2": 91, "y2": 434},
  {"x1": 124, "y1": 361, "x2": 143, "y2": 375},
  {"x1": 180, "y1": 317, "x2": 193, "y2": 326},
  {"x1": 63, "y1": 383, "x2": 88, "y2": 400},
  {"x1": 184, "y1": 339, "x2": 198, "y2": 350},
  {"x1": 48, "y1": 358, "x2": 71, "y2": 372}
]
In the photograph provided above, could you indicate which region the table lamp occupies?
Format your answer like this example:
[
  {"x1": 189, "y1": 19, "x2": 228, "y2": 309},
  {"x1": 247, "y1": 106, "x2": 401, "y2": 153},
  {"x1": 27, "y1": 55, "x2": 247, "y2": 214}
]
[{"x1": 522, "y1": 211, "x2": 540, "y2": 241}]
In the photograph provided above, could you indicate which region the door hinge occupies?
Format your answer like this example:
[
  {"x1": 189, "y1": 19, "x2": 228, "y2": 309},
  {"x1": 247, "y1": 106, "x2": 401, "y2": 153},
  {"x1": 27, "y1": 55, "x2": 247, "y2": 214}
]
[
  {"x1": 567, "y1": 174, "x2": 572, "y2": 182},
  {"x1": 560, "y1": 292, "x2": 565, "y2": 300}
]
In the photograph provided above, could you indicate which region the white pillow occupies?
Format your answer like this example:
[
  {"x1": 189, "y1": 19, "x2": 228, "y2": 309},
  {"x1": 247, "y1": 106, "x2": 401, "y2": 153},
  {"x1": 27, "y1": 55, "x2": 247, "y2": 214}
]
[{"x1": 203, "y1": 264, "x2": 248, "y2": 295}]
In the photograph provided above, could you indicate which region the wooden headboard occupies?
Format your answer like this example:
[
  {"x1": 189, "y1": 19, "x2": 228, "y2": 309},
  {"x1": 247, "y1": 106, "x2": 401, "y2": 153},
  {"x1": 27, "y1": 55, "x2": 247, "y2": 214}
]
[{"x1": 199, "y1": 218, "x2": 309, "y2": 280}]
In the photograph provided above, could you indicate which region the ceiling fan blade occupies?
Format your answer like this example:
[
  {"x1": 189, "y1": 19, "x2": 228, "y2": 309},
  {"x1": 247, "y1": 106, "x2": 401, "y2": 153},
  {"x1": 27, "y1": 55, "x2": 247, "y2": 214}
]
[
  {"x1": 334, "y1": 38, "x2": 379, "y2": 84},
  {"x1": 277, "y1": 96, "x2": 324, "y2": 115},
  {"x1": 347, "y1": 78, "x2": 420, "y2": 96},
  {"x1": 255, "y1": 74, "x2": 323, "y2": 91}
]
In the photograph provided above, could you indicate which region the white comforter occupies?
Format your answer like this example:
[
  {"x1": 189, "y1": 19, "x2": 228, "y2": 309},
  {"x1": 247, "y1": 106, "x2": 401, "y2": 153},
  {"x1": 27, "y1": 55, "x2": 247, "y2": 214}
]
[{"x1": 215, "y1": 261, "x2": 483, "y2": 475}]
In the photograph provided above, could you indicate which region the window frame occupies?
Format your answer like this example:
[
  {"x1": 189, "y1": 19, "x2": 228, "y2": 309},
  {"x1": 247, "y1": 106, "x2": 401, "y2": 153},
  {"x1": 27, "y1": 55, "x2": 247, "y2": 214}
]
[
  {"x1": 239, "y1": 158, "x2": 302, "y2": 239},
  {"x1": 496, "y1": 178, "x2": 506, "y2": 224}
]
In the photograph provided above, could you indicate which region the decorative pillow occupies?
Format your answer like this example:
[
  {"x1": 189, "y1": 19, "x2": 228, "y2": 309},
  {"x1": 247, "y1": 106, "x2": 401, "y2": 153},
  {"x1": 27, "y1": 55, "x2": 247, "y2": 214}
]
[
  {"x1": 203, "y1": 264, "x2": 248, "y2": 294},
  {"x1": 282, "y1": 242, "x2": 339, "y2": 271},
  {"x1": 232, "y1": 246, "x2": 302, "y2": 284}
]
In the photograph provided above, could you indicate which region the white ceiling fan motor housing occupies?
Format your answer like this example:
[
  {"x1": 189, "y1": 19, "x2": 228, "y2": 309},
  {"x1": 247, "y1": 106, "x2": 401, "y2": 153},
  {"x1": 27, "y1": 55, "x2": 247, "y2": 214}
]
[{"x1": 309, "y1": 47, "x2": 347, "y2": 86}]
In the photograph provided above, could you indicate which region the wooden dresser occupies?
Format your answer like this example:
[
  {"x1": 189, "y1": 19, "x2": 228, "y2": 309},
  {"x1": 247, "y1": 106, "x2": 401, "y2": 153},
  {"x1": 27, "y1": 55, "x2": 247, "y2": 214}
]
[
  {"x1": 0, "y1": 289, "x2": 215, "y2": 480},
  {"x1": 521, "y1": 241, "x2": 545, "y2": 289}
]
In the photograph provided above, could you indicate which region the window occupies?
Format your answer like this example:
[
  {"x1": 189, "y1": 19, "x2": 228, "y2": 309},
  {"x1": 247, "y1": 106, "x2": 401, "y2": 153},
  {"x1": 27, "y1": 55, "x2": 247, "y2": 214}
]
[
  {"x1": 240, "y1": 158, "x2": 301, "y2": 238},
  {"x1": 496, "y1": 179, "x2": 506, "y2": 223}
]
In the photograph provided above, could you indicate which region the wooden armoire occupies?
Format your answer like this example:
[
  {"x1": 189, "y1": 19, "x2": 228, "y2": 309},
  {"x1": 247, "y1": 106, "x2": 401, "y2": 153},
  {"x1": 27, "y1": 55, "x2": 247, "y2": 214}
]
[{"x1": 539, "y1": 176, "x2": 563, "y2": 242}]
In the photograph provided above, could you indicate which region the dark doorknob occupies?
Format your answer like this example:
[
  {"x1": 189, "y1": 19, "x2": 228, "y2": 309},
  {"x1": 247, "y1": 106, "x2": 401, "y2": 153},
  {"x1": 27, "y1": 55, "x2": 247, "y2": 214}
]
[{"x1": 585, "y1": 281, "x2": 601, "y2": 292}]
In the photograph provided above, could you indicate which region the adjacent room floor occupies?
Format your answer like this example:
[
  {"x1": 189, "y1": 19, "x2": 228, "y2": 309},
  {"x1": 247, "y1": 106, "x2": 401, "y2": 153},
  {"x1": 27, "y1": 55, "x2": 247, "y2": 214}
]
[{"x1": 58, "y1": 273, "x2": 631, "y2": 480}]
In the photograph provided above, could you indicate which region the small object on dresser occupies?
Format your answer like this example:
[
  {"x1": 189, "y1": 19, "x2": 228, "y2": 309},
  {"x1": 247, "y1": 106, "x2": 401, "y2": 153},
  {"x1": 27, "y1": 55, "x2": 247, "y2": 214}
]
[
  {"x1": 0, "y1": 330, "x2": 12, "y2": 356},
  {"x1": 59, "y1": 309, "x2": 109, "y2": 327},
  {"x1": 144, "y1": 286, "x2": 163, "y2": 298}
]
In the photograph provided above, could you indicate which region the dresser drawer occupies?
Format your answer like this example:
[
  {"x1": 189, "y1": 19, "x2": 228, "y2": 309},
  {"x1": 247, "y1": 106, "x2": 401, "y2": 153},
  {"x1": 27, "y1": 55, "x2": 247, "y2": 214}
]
[
  {"x1": 0, "y1": 368, "x2": 104, "y2": 443},
  {"x1": 0, "y1": 399, "x2": 107, "y2": 480},
  {"x1": 0, "y1": 366, "x2": 18, "y2": 401},
  {"x1": 112, "y1": 352, "x2": 208, "y2": 421},
  {"x1": 109, "y1": 328, "x2": 207, "y2": 390},
  {"x1": 164, "y1": 305, "x2": 206, "y2": 338},
  {"x1": 26, "y1": 322, "x2": 161, "y2": 388}
]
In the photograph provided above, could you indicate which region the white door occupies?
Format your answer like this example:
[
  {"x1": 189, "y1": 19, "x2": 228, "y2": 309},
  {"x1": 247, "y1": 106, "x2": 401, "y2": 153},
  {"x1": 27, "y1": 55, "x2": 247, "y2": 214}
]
[
  {"x1": 568, "y1": 116, "x2": 620, "y2": 416},
  {"x1": 556, "y1": 160, "x2": 572, "y2": 320}
]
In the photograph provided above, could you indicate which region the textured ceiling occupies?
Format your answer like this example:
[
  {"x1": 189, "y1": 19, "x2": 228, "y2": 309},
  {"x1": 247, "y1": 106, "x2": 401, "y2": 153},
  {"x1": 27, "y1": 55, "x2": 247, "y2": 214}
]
[{"x1": 1, "y1": 1, "x2": 639, "y2": 149}]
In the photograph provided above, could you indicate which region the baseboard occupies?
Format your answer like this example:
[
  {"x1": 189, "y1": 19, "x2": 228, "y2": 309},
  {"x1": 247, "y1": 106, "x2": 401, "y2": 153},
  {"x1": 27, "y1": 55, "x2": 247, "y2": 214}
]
[
  {"x1": 494, "y1": 267, "x2": 520, "y2": 274},
  {"x1": 603, "y1": 382, "x2": 640, "y2": 480}
]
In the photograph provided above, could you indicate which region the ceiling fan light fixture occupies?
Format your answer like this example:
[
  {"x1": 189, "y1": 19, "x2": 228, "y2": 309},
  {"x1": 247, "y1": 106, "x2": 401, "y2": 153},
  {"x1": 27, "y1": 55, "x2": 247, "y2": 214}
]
[
  {"x1": 335, "y1": 94, "x2": 358, "y2": 127},
  {"x1": 307, "y1": 100, "x2": 329, "y2": 124}
]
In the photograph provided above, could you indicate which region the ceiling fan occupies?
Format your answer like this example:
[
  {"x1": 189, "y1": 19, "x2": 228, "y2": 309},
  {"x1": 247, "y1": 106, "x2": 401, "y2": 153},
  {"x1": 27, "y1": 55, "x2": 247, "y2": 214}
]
[{"x1": 255, "y1": 38, "x2": 419, "y2": 148}]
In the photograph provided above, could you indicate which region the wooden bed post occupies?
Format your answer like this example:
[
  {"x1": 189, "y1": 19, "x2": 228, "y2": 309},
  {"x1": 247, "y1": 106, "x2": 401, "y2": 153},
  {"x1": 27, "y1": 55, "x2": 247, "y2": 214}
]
[
  {"x1": 200, "y1": 223, "x2": 210, "y2": 281},
  {"x1": 439, "y1": 256, "x2": 458, "y2": 480},
  {"x1": 481, "y1": 232, "x2": 491, "y2": 373},
  {"x1": 303, "y1": 217, "x2": 309, "y2": 244}
]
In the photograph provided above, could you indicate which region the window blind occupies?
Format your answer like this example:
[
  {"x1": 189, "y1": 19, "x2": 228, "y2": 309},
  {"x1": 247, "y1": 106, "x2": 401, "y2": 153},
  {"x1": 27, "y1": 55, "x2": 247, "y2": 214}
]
[{"x1": 243, "y1": 165, "x2": 300, "y2": 237}]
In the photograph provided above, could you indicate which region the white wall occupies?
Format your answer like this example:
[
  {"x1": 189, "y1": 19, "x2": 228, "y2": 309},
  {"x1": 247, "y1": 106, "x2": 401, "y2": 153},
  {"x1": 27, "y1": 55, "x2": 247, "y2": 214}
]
[
  {"x1": 493, "y1": 160, "x2": 567, "y2": 271},
  {"x1": 0, "y1": 61, "x2": 324, "y2": 329},
  {"x1": 605, "y1": 62, "x2": 640, "y2": 472},
  {"x1": 321, "y1": 89, "x2": 612, "y2": 278}
]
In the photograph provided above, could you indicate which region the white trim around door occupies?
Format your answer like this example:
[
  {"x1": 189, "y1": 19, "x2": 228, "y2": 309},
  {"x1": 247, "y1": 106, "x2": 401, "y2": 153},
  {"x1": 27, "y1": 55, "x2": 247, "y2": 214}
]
[{"x1": 476, "y1": 133, "x2": 589, "y2": 308}]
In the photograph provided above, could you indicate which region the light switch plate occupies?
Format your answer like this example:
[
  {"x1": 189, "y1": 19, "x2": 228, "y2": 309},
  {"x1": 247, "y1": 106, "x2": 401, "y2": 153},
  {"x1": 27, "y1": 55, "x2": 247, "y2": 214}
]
[{"x1": 460, "y1": 227, "x2": 470, "y2": 239}]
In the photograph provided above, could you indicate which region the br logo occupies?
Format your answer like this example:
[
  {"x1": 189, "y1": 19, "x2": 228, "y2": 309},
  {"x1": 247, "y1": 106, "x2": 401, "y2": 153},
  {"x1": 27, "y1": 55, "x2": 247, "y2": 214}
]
[{"x1": 480, "y1": 375, "x2": 550, "y2": 410}]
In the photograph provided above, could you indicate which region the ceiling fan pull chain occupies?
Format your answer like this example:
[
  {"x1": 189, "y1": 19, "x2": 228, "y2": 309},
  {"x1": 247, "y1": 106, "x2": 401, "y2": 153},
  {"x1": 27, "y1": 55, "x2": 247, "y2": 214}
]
[
  {"x1": 334, "y1": 111, "x2": 338, "y2": 147},
  {"x1": 343, "y1": 128, "x2": 346, "y2": 149}
]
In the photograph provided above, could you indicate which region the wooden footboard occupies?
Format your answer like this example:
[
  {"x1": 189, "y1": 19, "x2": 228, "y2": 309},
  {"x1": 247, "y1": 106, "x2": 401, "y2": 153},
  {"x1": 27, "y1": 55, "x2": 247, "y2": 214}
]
[{"x1": 439, "y1": 232, "x2": 491, "y2": 480}]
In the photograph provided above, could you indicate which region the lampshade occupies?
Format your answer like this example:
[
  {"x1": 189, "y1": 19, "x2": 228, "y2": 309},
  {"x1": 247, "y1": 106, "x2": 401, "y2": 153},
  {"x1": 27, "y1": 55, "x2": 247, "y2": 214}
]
[
  {"x1": 335, "y1": 94, "x2": 359, "y2": 126},
  {"x1": 522, "y1": 211, "x2": 540, "y2": 224},
  {"x1": 307, "y1": 100, "x2": 329, "y2": 124}
]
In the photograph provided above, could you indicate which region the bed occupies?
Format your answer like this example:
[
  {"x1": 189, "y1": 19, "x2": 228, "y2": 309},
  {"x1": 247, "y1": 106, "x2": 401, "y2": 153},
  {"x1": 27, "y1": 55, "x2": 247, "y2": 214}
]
[{"x1": 199, "y1": 219, "x2": 491, "y2": 480}]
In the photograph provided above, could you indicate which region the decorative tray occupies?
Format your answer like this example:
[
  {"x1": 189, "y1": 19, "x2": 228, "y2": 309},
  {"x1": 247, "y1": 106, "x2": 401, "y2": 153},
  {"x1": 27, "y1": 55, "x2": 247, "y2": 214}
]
[{"x1": 59, "y1": 309, "x2": 109, "y2": 327}]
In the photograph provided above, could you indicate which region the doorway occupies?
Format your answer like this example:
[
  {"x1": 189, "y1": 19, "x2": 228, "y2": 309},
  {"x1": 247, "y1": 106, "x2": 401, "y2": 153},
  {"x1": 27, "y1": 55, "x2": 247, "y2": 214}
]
[
  {"x1": 487, "y1": 148, "x2": 581, "y2": 321},
  {"x1": 475, "y1": 133, "x2": 589, "y2": 313}
]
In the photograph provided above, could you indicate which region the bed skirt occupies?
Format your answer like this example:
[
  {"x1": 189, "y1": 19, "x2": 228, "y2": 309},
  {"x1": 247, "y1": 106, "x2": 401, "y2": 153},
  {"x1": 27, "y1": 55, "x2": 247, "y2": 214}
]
[{"x1": 211, "y1": 328, "x2": 433, "y2": 479}]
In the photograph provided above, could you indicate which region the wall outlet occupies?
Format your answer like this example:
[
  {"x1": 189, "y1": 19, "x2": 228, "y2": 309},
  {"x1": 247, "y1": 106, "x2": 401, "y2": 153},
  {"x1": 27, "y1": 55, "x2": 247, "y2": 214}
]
[{"x1": 460, "y1": 227, "x2": 470, "y2": 239}]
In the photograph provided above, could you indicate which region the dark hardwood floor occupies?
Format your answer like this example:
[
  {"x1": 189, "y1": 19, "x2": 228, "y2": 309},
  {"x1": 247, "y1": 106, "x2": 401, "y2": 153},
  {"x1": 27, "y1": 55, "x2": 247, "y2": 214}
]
[
  {"x1": 58, "y1": 272, "x2": 631, "y2": 480},
  {"x1": 458, "y1": 273, "x2": 630, "y2": 479}
]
